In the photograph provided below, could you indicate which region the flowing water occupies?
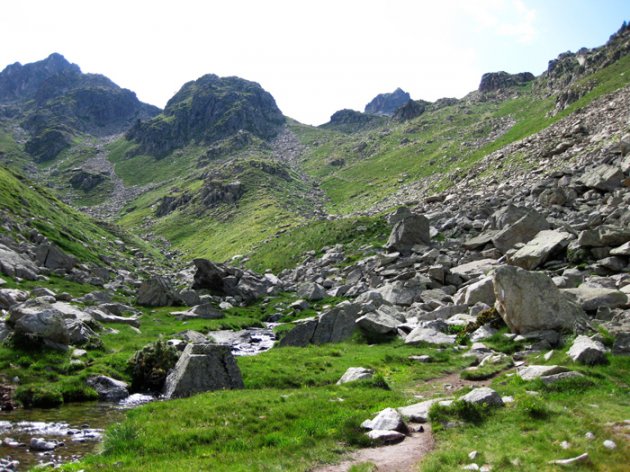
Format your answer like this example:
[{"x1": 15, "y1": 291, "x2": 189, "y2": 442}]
[{"x1": 0, "y1": 326, "x2": 277, "y2": 470}]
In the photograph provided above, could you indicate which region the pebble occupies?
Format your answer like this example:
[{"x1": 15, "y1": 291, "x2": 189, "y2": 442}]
[
  {"x1": 603, "y1": 439, "x2": 616, "y2": 449},
  {"x1": 462, "y1": 464, "x2": 479, "y2": 471},
  {"x1": 468, "y1": 450, "x2": 478, "y2": 460},
  {"x1": 560, "y1": 440, "x2": 570, "y2": 449},
  {"x1": 585, "y1": 431, "x2": 595, "y2": 440}
]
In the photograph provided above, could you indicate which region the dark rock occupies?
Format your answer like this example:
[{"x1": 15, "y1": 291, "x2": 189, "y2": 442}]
[
  {"x1": 320, "y1": 109, "x2": 385, "y2": 133},
  {"x1": 69, "y1": 170, "x2": 107, "y2": 191},
  {"x1": 163, "y1": 343, "x2": 244, "y2": 399},
  {"x1": 478, "y1": 71, "x2": 535, "y2": 93},
  {"x1": 127, "y1": 74, "x2": 284, "y2": 158},
  {"x1": 87, "y1": 375, "x2": 129, "y2": 401},
  {"x1": 364, "y1": 88, "x2": 411, "y2": 116},
  {"x1": 386, "y1": 213, "x2": 431, "y2": 254},
  {"x1": 136, "y1": 276, "x2": 181, "y2": 306},
  {"x1": 35, "y1": 243, "x2": 77, "y2": 271},
  {"x1": 393, "y1": 100, "x2": 428, "y2": 122}
]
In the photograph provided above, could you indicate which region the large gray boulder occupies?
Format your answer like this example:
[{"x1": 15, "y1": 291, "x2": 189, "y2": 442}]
[
  {"x1": 336, "y1": 367, "x2": 374, "y2": 385},
  {"x1": 8, "y1": 301, "x2": 69, "y2": 345},
  {"x1": 493, "y1": 266, "x2": 587, "y2": 334},
  {"x1": 460, "y1": 387, "x2": 504, "y2": 407},
  {"x1": 491, "y1": 211, "x2": 549, "y2": 254},
  {"x1": 296, "y1": 282, "x2": 326, "y2": 301},
  {"x1": 87, "y1": 375, "x2": 129, "y2": 401},
  {"x1": 567, "y1": 335, "x2": 607, "y2": 365},
  {"x1": 163, "y1": 343, "x2": 244, "y2": 399},
  {"x1": 510, "y1": 230, "x2": 573, "y2": 270},
  {"x1": 0, "y1": 244, "x2": 38, "y2": 280},
  {"x1": 278, "y1": 318, "x2": 318, "y2": 347},
  {"x1": 386, "y1": 214, "x2": 430, "y2": 254},
  {"x1": 356, "y1": 311, "x2": 400, "y2": 335},
  {"x1": 581, "y1": 164, "x2": 623, "y2": 191},
  {"x1": 562, "y1": 285, "x2": 628, "y2": 311},
  {"x1": 517, "y1": 365, "x2": 570, "y2": 381},
  {"x1": 376, "y1": 281, "x2": 417, "y2": 306},
  {"x1": 311, "y1": 302, "x2": 362, "y2": 344},
  {"x1": 405, "y1": 327, "x2": 456, "y2": 345},
  {"x1": 455, "y1": 276, "x2": 495, "y2": 306},
  {"x1": 137, "y1": 276, "x2": 181, "y2": 307},
  {"x1": 35, "y1": 243, "x2": 77, "y2": 272},
  {"x1": 362, "y1": 407, "x2": 408, "y2": 434},
  {"x1": 577, "y1": 226, "x2": 630, "y2": 248}
]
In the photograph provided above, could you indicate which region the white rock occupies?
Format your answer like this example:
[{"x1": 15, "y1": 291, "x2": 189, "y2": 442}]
[{"x1": 603, "y1": 439, "x2": 616, "y2": 449}]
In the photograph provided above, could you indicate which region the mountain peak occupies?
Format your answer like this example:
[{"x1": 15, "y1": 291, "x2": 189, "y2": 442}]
[{"x1": 364, "y1": 88, "x2": 411, "y2": 116}]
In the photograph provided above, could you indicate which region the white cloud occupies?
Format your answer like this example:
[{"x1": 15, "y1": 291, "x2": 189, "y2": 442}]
[{"x1": 462, "y1": 0, "x2": 538, "y2": 44}]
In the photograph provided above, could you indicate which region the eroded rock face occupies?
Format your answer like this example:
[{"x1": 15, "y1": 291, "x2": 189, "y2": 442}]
[
  {"x1": 364, "y1": 88, "x2": 411, "y2": 116},
  {"x1": 163, "y1": 343, "x2": 244, "y2": 399},
  {"x1": 493, "y1": 266, "x2": 587, "y2": 334}
]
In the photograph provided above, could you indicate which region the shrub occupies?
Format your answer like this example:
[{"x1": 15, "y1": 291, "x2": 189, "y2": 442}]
[
  {"x1": 15, "y1": 384, "x2": 64, "y2": 408},
  {"x1": 128, "y1": 338, "x2": 180, "y2": 393},
  {"x1": 518, "y1": 395, "x2": 552, "y2": 420}
]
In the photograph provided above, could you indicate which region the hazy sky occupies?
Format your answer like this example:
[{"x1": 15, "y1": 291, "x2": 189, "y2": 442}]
[{"x1": 0, "y1": 1, "x2": 627, "y2": 125}]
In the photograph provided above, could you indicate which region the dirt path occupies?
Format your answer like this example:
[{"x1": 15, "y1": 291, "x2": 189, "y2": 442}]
[
  {"x1": 314, "y1": 427, "x2": 434, "y2": 472},
  {"x1": 311, "y1": 372, "x2": 491, "y2": 472}
]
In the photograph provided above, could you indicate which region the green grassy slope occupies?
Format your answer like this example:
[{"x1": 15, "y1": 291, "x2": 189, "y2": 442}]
[{"x1": 290, "y1": 54, "x2": 630, "y2": 215}]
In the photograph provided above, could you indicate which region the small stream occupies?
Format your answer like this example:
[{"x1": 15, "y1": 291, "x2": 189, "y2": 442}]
[{"x1": 0, "y1": 325, "x2": 277, "y2": 471}]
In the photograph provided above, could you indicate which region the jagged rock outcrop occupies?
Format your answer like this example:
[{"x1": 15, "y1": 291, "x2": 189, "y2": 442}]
[
  {"x1": 69, "y1": 169, "x2": 107, "y2": 191},
  {"x1": 127, "y1": 74, "x2": 284, "y2": 158},
  {"x1": 136, "y1": 276, "x2": 182, "y2": 307},
  {"x1": 191, "y1": 258, "x2": 279, "y2": 303},
  {"x1": 478, "y1": 71, "x2": 535, "y2": 93},
  {"x1": 320, "y1": 109, "x2": 385, "y2": 133},
  {"x1": 364, "y1": 88, "x2": 411, "y2": 116},
  {"x1": 392, "y1": 99, "x2": 428, "y2": 122}
]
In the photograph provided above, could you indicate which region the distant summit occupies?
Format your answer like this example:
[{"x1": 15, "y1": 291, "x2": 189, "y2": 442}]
[
  {"x1": 0, "y1": 53, "x2": 159, "y2": 161},
  {"x1": 478, "y1": 72, "x2": 535, "y2": 93},
  {"x1": 364, "y1": 88, "x2": 411, "y2": 116},
  {"x1": 320, "y1": 109, "x2": 385, "y2": 133},
  {"x1": 127, "y1": 74, "x2": 285, "y2": 158}
]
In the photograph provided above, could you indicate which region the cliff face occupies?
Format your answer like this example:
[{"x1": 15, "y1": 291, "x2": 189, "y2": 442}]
[{"x1": 364, "y1": 88, "x2": 411, "y2": 116}]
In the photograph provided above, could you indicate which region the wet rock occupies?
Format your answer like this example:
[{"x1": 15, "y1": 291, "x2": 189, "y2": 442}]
[
  {"x1": 29, "y1": 437, "x2": 58, "y2": 451},
  {"x1": 493, "y1": 266, "x2": 587, "y2": 334},
  {"x1": 87, "y1": 375, "x2": 129, "y2": 401},
  {"x1": 278, "y1": 318, "x2": 318, "y2": 347},
  {"x1": 163, "y1": 343, "x2": 244, "y2": 399}
]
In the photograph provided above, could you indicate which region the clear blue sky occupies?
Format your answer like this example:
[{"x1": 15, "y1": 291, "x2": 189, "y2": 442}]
[{"x1": 0, "y1": 1, "x2": 627, "y2": 125}]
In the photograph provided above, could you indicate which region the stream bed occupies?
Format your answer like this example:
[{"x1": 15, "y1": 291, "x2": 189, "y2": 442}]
[{"x1": 0, "y1": 325, "x2": 277, "y2": 470}]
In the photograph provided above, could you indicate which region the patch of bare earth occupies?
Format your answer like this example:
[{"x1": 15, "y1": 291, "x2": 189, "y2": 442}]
[
  {"x1": 313, "y1": 426, "x2": 434, "y2": 472},
  {"x1": 312, "y1": 372, "x2": 492, "y2": 472}
]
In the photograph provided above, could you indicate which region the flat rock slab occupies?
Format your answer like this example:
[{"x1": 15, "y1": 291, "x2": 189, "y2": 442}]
[
  {"x1": 450, "y1": 259, "x2": 500, "y2": 280},
  {"x1": 510, "y1": 230, "x2": 572, "y2": 270},
  {"x1": 405, "y1": 328, "x2": 456, "y2": 345},
  {"x1": 398, "y1": 398, "x2": 450, "y2": 423},
  {"x1": 518, "y1": 365, "x2": 570, "y2": 381}
]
